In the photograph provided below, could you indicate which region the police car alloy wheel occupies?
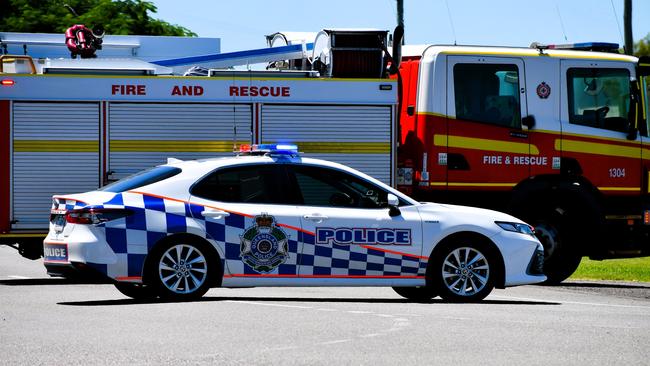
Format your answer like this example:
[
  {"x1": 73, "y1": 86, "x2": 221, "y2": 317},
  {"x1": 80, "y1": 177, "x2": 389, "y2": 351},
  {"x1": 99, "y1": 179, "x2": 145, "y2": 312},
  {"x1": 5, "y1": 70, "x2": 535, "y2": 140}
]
[
  {"x1": 434, "y1": 241, "x2": 495, "y2": 302},
  {"x1": 151, "y1": 242, "x2": 211, "y2": 300}
]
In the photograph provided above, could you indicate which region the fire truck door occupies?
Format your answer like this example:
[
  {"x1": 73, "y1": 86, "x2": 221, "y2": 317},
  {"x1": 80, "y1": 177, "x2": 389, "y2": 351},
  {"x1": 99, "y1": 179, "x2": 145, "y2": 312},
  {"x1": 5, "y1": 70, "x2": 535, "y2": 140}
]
[
  {"x1": 559, "y1": 60, "x2": 642, "y2": 193},
  {"x1": 445, "y1": 56, "x2": 530, "y2": 190},
  {"x1": 638, "y1": 56, "x2": 650, "y2": 195}
]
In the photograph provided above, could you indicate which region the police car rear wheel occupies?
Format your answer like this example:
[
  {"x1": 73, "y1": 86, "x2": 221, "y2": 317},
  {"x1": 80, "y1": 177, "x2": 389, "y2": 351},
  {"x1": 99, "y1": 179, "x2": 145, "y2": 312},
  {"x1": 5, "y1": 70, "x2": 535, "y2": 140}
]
[
  {"x1": 392, "y1": 286, "x2": 437, "y2": 301},
  {"x1": 152, "y1": 243, "x2": 211, "y2": 300},
  {"x1": 435, "y1": 242, "x2": 495, "y2": 302}
]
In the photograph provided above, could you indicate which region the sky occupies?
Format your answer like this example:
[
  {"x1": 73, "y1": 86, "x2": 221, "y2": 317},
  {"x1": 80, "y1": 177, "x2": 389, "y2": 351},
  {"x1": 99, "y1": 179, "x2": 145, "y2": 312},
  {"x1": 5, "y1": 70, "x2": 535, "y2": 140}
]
[{"x1": 151, "y1": 0, "x2": 650, "y2": 53}]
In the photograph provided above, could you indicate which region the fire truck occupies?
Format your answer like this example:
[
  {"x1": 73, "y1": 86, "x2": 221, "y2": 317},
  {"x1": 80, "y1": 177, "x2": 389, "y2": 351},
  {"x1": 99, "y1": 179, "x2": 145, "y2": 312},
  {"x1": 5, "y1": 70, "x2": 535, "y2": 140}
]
[
  {"x1": 395, "y1": 42, "x2": 650, "y2": 283},
  {"x1": 1, "y1": 28, "x2": 649, "y2": 283},
  {"x1": 0, "y1": 29, "x2": 398, "y2": 260}
]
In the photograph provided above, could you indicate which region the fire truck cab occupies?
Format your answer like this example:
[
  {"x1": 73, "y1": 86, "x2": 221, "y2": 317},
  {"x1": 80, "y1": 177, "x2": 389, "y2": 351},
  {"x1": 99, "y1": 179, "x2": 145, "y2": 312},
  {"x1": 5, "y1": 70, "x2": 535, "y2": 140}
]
[{"x1": 397, "y1": 42, "x2": 650, "y2": 283}]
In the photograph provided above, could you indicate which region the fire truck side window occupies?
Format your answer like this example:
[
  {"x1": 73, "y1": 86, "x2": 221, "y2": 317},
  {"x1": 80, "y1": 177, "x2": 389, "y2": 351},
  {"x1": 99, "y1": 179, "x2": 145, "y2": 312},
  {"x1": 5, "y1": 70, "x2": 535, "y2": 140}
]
[
  {"x1": 567, "y1": 68, "x2": 630, "y2": 133},
  {"x1": 641, "y1": 76, "x2": 650, "y2": 136},
  {"x1": 453, "y1": 63, "x2": 521, "y2": 128}
]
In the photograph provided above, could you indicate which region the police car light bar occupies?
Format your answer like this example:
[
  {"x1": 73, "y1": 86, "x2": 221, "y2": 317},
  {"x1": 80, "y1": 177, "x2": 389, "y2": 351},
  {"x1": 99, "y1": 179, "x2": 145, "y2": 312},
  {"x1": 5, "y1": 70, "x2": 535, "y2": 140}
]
[
  {"x1": 238, "y1": 144, "x2": 299, "y2": 156},
  {"x1": 531, "y1": 42, "x2": 620, "y2": 53}
]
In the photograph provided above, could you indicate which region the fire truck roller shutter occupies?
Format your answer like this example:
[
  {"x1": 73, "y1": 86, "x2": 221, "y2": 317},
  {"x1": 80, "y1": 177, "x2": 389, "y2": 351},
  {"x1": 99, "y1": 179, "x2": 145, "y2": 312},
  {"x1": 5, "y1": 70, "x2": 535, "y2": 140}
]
[
  {"x1": 12, "y1": 102, "x2": 100, "y2": 229},
  {"x1": 261, "y1": 105, "x2": 392, "y2": 184},
  {"x1": 108, "y1": 103, "x2": 252, "y2": 180}
]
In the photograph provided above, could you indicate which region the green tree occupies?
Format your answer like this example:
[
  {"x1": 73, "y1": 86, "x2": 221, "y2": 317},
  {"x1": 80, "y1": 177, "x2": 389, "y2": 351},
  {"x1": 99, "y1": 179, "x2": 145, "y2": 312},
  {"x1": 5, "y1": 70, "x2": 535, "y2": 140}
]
[
  {"x1": 635, "y1": 33, "x2": 650, "y2": 57},
  {"x1": 0, "y1": 0, "x2": 196, "y2": 36}
]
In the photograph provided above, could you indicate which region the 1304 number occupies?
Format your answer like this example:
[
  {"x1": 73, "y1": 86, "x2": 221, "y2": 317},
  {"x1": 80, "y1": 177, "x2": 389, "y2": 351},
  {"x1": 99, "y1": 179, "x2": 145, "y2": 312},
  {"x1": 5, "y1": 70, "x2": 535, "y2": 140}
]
[{"x1": 609, "y1": 168, "x2": 626, "y2": 178}]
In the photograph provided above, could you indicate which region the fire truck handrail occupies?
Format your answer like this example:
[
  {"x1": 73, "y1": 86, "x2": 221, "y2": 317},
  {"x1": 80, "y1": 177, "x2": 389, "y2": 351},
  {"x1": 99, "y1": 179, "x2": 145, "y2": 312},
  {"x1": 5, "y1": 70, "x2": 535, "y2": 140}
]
[{"x1": 0, "y1": 55, "x2": 36, "y2": 74}]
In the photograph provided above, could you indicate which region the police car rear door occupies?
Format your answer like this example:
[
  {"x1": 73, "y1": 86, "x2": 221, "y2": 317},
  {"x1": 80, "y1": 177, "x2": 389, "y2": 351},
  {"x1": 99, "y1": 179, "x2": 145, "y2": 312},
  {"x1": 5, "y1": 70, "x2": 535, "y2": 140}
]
[
  {"x1": 287, "y1": 164, "x2": 425, "y2": 284},
  {"x1": 189, "y1": 163, "x2": 303, "y2": 278}
]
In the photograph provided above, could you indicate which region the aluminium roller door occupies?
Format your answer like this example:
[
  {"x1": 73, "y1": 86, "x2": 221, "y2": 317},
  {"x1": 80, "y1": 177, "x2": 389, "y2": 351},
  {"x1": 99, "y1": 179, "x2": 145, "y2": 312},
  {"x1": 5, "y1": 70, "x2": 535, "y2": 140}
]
[
  {"x1": 108, "y1": 103, "x2": 252, "y2": 180},
  {"x1": 12, "y1": 102, "x2": 100, "y2": 229},
  {"x1": 261, "y1": 105, "x2": 393, "y2": 184}
]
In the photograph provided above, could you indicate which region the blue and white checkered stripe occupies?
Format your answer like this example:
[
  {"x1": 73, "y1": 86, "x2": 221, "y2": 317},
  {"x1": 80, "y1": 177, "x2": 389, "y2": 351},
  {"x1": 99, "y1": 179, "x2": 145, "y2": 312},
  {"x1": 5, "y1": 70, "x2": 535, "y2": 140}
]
[
  {"x1": 88, "y1": 192, "x2": 429, "y2": 281},
  {"x1": 52, "y1": 198, "x2": 88, "y2": 211}
]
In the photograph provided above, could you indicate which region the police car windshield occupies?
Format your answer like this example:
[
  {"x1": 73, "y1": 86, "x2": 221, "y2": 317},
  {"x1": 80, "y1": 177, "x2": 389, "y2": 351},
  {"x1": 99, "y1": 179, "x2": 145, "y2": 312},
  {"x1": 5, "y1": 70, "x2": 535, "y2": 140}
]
[{"x1": 99, "y1": 166, "x2": 181, "y2": 193}]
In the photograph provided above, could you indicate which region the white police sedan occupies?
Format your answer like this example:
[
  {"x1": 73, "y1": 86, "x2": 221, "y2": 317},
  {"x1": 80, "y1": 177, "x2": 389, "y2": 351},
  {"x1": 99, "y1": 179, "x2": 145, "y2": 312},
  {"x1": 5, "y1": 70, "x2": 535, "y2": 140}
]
[{"x1": 44, "y1": 144, "x2": 545, "y2": 302}]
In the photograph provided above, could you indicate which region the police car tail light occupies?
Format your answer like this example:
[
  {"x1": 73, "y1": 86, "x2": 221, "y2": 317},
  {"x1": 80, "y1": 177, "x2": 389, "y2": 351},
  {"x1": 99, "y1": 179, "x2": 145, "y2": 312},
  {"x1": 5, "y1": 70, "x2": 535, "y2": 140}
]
[{"x1": 66, "y1": 208, "x2": 133, "y2": 225}]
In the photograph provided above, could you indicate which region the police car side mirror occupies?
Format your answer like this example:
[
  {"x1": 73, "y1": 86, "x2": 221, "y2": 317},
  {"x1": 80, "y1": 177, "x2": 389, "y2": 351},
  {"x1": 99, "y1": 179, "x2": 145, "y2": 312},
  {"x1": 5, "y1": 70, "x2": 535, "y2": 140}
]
[{"x1": 387, "y1": 193, "x2": 401, "y2": 217}]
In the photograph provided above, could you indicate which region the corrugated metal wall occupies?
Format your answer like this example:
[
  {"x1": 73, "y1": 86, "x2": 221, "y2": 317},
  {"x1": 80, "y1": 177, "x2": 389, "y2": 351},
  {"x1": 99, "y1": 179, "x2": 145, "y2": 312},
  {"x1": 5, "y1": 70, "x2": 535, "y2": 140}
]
[
  {"x1": 108, "y1": 103, "x2": 252, "y2": 179},
  {"x1": 261, "y1": 105, "x2": 392, "y2": 183},
  {"x1": 12, "y1": 102, "x2": 99, "y2": 229}
]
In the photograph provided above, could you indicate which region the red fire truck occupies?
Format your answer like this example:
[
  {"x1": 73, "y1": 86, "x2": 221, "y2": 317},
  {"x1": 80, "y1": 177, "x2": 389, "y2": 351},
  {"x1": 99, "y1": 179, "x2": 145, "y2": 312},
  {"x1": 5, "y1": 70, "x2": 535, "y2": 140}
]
[{"x1": 395, "y1": 42, "x2": 650, "y2": 282}]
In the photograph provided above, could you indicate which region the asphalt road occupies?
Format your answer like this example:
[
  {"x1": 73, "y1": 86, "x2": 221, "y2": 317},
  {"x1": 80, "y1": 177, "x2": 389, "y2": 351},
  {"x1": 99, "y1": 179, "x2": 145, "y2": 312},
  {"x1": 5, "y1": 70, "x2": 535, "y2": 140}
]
[{"x1": 1, "y1": 245, "x2": 649, "y2": 366}]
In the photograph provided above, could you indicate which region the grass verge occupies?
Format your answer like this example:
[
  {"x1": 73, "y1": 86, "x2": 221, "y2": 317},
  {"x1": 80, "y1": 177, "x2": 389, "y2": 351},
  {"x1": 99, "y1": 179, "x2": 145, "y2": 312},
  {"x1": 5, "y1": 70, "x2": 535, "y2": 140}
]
[{"x1": 570, "y1": 257, "x2": 650, "y2": 282}]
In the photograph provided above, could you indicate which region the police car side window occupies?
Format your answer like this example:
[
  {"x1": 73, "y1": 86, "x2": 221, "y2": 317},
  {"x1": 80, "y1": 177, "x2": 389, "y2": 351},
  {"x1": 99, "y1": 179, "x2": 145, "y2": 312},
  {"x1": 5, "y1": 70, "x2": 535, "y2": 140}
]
[
  {"x1": 567, "y1": 68, "x2": 630, "y2": 133},
  {"x1": 454, "y1": 63, "x2": 521, "y2": 129},
  {"x1": 289, "y1": 165, "x2": 388, "y2": 209},
  {"x1": 191, "y1": 165, "x2": 289, "y2": 204}
]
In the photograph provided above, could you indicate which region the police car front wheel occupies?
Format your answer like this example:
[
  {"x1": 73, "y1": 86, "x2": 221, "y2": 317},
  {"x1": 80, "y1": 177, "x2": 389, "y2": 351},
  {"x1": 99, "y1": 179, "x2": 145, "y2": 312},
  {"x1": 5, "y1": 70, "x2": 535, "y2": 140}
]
[
  {"x1": 434, "y1": 241, "x2": 495, "y2": 302},
  {"x1": 150, "y1": 242, "x2": 212, "y2": 300}
]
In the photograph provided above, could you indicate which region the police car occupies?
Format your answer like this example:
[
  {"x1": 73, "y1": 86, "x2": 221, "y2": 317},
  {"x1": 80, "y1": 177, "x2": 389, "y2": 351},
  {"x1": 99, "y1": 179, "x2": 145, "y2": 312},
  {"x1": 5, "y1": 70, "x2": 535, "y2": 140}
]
[{"x1": 44, "y1": 144, "x2": 545, "y2": 302}]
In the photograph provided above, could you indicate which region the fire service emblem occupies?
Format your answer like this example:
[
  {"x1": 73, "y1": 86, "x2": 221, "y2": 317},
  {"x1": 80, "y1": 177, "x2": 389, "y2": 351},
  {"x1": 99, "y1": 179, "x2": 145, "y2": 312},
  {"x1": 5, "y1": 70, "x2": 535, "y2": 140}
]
[
  {"x1": 536, "y1": 82, "x2": 551, "y2": 99},
  {"x1": 240, "y1": 214, "x2": 289, "y2": 273}
]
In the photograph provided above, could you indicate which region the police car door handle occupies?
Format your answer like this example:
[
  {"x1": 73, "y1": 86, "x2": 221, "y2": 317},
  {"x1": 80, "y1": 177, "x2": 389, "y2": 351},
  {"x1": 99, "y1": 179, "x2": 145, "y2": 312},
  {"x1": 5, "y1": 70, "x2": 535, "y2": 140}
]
[
  {"x1": 201, "y1": 210, "x2": 230, "y2": 219},
  {"x1": 303, "y1": 214, "x2": 328, "y2": 223}
]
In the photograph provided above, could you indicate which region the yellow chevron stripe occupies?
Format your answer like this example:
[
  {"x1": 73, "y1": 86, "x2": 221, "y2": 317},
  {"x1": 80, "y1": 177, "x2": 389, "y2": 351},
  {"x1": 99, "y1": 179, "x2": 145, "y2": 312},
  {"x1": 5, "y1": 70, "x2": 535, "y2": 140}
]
[
  {"x1": 434, "y1": 134, "x2": 539, "y2": 155},
  {"x1": 598, "y1": 187, "x2": 641, "y2": 192},
  {"x1": 439, "y1": 49, "x2": 633, "y2": 61},
  {"x1": 14, "y1": 140, "x2": 98, "y2": 152},
  {"x1": 110, "y1": 140, "x2": 245, "y2": 153},
  {"x1": 554, "y1": 139, "x2": 641, "y2": 159},
  {"x1": 262, "y1": 141, "x2": 390, "y2": 154}
]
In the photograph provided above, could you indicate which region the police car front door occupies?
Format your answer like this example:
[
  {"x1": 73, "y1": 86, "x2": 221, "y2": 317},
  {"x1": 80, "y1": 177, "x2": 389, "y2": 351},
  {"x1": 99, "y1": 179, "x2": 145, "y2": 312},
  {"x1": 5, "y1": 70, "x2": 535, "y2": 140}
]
[
  {"x1": 188, "y1": 164, "x2": 303, "y2": 278},
  {"x1": 287, "y1": 165, "x2": 424, "y2": 283}
]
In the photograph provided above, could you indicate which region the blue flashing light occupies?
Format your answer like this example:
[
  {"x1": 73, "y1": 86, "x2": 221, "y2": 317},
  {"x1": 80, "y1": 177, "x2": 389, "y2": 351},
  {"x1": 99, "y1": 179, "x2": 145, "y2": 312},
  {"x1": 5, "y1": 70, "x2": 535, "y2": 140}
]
[
  {"x1": 238, "y1": 143, "x2": 299, "y2": 155},
  {"x1": 546, "y1": 42, "x2": 619, "y2": 52}
]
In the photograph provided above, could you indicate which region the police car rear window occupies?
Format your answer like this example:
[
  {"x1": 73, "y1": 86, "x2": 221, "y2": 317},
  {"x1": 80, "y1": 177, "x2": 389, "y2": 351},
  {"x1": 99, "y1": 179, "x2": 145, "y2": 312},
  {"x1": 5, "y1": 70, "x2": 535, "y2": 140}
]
[{"x1": 99, "y1": 166, "x2": 181, "y2": 193}]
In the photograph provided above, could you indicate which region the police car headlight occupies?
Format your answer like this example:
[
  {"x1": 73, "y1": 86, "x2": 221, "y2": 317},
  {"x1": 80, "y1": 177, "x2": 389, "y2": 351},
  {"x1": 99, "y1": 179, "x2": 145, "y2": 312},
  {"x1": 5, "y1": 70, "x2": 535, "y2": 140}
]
[{"x1": 495, "y1": 221, "x2": 535, "y2": 236}]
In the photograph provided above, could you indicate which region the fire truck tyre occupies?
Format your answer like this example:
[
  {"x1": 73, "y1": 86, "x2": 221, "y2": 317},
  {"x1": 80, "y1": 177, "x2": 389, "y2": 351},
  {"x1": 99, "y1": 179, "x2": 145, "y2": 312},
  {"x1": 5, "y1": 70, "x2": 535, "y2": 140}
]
[
  {"x1": 113, "y1": 282, "x2": 157, "y2": 300},
  {"x1": 533, "y1": 220, "x2": 582, "y2": 285},
  {"x1": 433, "y1": 239, "x2": 495, "y2": 302},
  {"x1": 148, "y1": 241, "x2": 212, "y2": 301},
  {"x1": 392, "y1": 286, "x2": 438, "y2": 301}
]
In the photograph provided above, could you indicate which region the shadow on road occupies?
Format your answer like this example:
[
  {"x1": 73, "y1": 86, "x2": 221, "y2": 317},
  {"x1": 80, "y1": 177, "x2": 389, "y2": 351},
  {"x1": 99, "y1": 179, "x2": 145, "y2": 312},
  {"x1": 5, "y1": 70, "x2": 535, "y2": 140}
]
[
  {"x1": 540, "y1": 281, "x2": 650, "y2": 290},
  {"x1": 58, "y1": 296, "x2": 560, "y2": 307},
  {"x1": 0, "y1": 278, "x2": 107, "y2": 286}
]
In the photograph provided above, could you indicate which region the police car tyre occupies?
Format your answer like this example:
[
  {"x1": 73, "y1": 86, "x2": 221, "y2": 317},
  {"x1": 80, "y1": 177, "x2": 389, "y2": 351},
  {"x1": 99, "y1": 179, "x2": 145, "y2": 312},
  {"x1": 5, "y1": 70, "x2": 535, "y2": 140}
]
[
  {"x1": 149, "y1": 242, "x2": 212, "y2": 300},
  {"x1": 392, "y1": 286, "x2": 437, "y2": 301},
  {"x1": 434, "y1": 240, "x2": 495, "y2": 302},
  {"x1": 113, "y1": 282, "x2": 157, "y2": 300}
]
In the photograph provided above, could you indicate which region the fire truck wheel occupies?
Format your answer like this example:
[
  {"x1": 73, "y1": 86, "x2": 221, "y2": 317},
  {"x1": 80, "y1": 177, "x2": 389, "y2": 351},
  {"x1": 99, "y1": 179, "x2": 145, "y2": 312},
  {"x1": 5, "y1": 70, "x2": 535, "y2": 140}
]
[
  {"x1": 392, "y1": 286, "x2": 438, "y2": 301},
  {"x1": 530, "y1": 218, "x2": 582, "y2": 285},
  {"x1": 113, "y1": 282, "x2": 157, "y2": 300},
  {"x1": 432, "y1": 238, "x2": 496, "y2": 302},
  {"x1": 147, "y1": 240, "x2": 213, "y2": 301}
]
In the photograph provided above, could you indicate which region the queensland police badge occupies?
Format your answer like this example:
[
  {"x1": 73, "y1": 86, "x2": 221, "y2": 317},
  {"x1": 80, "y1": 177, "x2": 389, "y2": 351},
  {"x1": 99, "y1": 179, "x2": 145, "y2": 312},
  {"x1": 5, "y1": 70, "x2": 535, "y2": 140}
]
[{"x1": 240, "y1": 214, "x2": 289, "y2": 273}]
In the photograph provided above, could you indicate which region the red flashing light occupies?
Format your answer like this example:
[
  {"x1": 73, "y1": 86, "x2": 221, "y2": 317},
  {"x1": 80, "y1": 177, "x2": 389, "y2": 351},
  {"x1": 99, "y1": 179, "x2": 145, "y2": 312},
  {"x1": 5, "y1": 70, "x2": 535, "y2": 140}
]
[{"x1": 1, "y1": 79, "x2": 15, "y2": 86}]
